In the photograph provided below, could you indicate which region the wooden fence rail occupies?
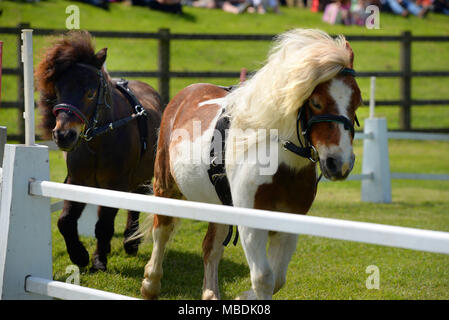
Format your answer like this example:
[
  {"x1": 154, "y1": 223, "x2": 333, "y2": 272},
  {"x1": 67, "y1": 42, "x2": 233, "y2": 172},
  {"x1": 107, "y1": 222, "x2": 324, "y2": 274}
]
[{"x1": 1, "y1": 24, "x2": 449, "y2": 142}]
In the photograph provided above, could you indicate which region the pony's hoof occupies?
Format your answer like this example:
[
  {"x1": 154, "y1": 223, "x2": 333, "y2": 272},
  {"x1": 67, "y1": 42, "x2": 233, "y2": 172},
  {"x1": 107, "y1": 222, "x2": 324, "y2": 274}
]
[
  {"x1": 123, "y1": 239, "x2": 140, "y2": 256},
  {"x1": 235, "y1": 290, "x2": 257, "y2": 300},
  {"x1": 202, "y1": 289, "x2": 219, "y2": 300},
  {"x1": 141, "y1": 279, "x2": 160, "y2": 300},
  {"x1": 90, "y1": 254, "x2": 107, "y2": 272},
  {"x1": 68, "y1": 245, "x2": 90, "y2": 268}
]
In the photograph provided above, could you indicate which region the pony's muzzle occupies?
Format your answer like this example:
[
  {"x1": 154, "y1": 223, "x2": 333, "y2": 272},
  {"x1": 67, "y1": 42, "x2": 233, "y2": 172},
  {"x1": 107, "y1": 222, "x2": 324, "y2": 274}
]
[
  {"x1": 320, "y1": 153, "x2": 355, "y2": 181},
  {"x1": 52, "y1": 129, "x2": 78, "y2": 151}
]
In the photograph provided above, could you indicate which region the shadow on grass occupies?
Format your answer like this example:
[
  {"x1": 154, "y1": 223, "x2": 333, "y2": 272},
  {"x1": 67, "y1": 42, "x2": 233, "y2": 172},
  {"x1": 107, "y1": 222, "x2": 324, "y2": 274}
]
[{"x1": 116, "y1": 248, "x2": 248, "y2": 300}]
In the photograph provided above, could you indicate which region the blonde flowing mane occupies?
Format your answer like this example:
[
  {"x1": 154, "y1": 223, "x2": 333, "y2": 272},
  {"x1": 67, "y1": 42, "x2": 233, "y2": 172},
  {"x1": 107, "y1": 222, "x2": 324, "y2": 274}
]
[{"x1": 225, "y1": 28, "x2": 352, "y2": 139}]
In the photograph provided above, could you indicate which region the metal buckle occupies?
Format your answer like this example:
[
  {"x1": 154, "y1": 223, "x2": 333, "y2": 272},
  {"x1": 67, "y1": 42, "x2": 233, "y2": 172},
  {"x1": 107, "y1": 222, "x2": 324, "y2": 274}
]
[
  {"x1": 309, "y1": 145, "x2": 319, "y2": 163},
  {"x1": 135, "y1": 105, "x2": 146, "y2": 116},
  {"x1": 82, "y1": 128, "x2": 93, "y2": 142}
]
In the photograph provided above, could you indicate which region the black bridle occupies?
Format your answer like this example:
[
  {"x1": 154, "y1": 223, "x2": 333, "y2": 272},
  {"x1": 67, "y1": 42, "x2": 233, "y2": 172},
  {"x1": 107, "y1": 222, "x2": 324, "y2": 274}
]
[
  {"x1": 281, "y1": 67, "x2": 360, "y2": 163},
  {"x1": 52, "y1": 63, "x2": 146, "y2": 143}
]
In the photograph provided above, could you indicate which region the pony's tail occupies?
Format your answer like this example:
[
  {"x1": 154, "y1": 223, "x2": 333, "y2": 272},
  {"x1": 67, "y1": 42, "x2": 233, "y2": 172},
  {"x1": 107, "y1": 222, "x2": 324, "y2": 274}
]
[
  {"x1": 125, "y1": 213, "x2": 155, "y2": 244},
  {"x1": 124, "y1": 182, "x2": 181, "y2": 244},
  {"x1": 124, "y1": 183, "x2": 154, "y2": 244}
]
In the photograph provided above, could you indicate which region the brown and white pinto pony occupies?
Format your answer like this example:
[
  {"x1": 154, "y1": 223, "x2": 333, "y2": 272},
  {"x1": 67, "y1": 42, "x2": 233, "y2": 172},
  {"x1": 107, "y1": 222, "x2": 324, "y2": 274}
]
[{"x1": 141, "y1": 29, "x2": 362, "y2": 299}]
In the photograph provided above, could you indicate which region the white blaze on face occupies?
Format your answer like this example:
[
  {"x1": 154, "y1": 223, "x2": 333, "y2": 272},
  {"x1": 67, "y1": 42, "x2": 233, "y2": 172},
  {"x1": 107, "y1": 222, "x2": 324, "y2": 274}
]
[{"x1": 317, "y1": 78, "x2": 354, "y2": 176}]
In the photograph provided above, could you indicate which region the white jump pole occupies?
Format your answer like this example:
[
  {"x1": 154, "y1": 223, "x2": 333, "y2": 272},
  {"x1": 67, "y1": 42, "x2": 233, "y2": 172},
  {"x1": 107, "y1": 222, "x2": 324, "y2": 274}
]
[
  {"x1": 361, "y1": 76, "x2": 392, "y2": 203},
  {"x1": 21, "y1": 29, "x2": 35, "y2": 146}
]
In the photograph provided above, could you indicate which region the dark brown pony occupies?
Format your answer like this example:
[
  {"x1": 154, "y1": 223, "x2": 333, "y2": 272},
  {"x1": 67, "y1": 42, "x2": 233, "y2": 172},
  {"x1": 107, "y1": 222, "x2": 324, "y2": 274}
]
[{"x1": 36, "y1": 31, "x2": 162, "y2": 271}]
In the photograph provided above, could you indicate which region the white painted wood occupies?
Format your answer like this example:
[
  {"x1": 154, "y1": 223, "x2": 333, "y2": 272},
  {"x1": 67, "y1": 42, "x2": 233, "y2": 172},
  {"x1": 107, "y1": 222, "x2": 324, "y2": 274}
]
[
  {"x1": 50, "y1": 201, "x2": 64, "y2": 212},
  {"x1": 361, "y1": 118, "x2": 392, "y2": 203},
  {"x1": 38, "y1": 140, "x2": 58, "y2": 151},
  {"x1": 78, "y1": 204, "x2": 98, "y2": 238},
  {"x1": 25, "y1": 276, "x2": 139, "y2": 300},
  {"x1": 354, "y1": 132, "x2": 374, "y2": 140},
  {"x1": 49, "y1": 202, "x2": 98, "y2": 237},
  {"x1": 0, "y1": 126, "x2": 6, "y2": 204},
  {"x1": 21, "y1": 30, "x2": 35, "y2": 146},
  {"x1": 29, "y1": 179, "x2": 449, "y2": 255},
  {"x1": 0, "y1": 144, "x2": 52, "y2": 299},
  {"x1": 0, "y1": 126, "x2": 6, "y2": 166},
  {"x1": 321, "y1": 173, "x2": 373, "y2": 182},
  {"x1": 391, "y1": 173, "x2": 449, "y2": 180},
  {"x1": 388, "y1": 132, "x2": 449, "y2": 141}
]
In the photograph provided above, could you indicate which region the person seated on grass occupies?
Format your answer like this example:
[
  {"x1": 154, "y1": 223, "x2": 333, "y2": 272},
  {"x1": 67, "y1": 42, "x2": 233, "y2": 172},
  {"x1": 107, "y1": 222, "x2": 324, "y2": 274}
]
[
  {"x1": 148, "y1": 0, "x2": 183, "y2": 13},
  {"x1": 322, "y1": 0, "x2": 351, "y2": 24},
  {"x1": 185, "y1": 0, "x2": 252, "y2": 14},
  {"x1": 432, "y1": 0, "x2": 449, "y2": 14},
  {"x1": 245, "y1": 0, "x2": 281, "y2": 14},
  {"x1": 378, "y1": 0, "x2": 429, "y2": 17},
  {"x1": 72, "y1": 0, "x2": 110, "y2": 10}
]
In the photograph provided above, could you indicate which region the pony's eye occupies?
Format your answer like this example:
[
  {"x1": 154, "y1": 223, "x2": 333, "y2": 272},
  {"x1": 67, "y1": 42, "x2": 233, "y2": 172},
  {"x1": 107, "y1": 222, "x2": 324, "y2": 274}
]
[{"x1": 310, "y1": 100, "x2": 322, "y2": 110}]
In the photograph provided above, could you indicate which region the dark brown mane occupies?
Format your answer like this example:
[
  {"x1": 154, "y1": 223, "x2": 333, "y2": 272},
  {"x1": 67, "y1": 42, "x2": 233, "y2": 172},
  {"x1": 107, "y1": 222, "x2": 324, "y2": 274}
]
[{"x1": 35, "y1": 31, "x2": 100, "y2": 138}]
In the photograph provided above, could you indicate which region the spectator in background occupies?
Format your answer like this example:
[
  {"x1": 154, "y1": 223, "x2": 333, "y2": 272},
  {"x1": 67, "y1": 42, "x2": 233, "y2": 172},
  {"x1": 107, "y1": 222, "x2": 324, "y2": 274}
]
[
  {"x1": 379, "y1": 0, "x2": 429, "y2": 17},
  {"x1": 148, "y1": 0, "x2": 183, "y2": 13},
  {"x1": 322, "y1": 0, "x2": 351, "y2": 24},
  {"x1": 185, "y1": 0, "x2": 280, "y2": 13},
  {"x1": 243, "y1": 0, "x2": 281, "y2": 13},
  {"x1": 186, "y1": 0, "x2": 246, "y2": 13},
  {"x1": 72, "y1": 0, "x2": 110, "y2": 9},
  {"x1": 433, "y1": 0, "x2": 449, "y2": 14}
]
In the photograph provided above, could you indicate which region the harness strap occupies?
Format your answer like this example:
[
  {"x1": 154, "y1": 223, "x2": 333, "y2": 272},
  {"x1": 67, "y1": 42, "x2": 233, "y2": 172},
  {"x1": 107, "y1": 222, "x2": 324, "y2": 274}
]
[
  {"x1": 53, "y1": 103, "x2": 89, "y2": 124},
  {"x1": 116, "y1": 79, "x2": 149, "y2": 155},
  {"x1": 305, "y1": 114, "x2": 355, "y2": 139},
  {"x1": 207, "y1": 109, "x2": 239, "y2": 246}
]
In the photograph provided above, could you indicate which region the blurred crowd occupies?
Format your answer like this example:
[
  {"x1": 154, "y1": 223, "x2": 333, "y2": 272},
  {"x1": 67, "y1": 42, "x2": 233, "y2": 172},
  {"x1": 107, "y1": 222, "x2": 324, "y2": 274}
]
[
  {"x1": 71, "y1": 0, "x2": 449, "y2": 18},
  {"x1": 319, "y1": 0, "x2": 449, "y2": 25}
]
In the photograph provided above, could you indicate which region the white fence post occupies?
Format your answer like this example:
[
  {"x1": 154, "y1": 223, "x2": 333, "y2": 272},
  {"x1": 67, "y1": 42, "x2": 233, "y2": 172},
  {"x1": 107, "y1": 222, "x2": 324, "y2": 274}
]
[
  {"x1": 0, "y1": 144, "x2": 52, "y2": 299},
  {"x1": 361, "y1": 118, "x2": 392, "y2": 203},
  {"x1": 78, "y1": 204, "x2": 98, "y2": 237},
  {"x1": 0, "y1": 126, "x2": 6, "y2": 166},
  {"x1": 21, "y1": 29, "x2": 35, "y2": 146}
]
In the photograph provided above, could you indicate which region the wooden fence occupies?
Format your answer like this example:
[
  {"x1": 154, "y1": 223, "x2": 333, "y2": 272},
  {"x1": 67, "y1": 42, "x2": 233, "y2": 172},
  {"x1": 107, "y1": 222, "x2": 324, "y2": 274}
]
[{"x1": 1, "y1": 24, "x2": 449, "y2": 142}]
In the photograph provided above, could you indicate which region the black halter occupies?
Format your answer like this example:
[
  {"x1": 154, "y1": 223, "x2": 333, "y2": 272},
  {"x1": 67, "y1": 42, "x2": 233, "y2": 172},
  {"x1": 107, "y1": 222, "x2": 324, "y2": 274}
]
[
  {"x1": 52, "y1": 64, "x2": 147, "y2": 146},
  {"x1": 52, "y1": 63, "x2": 111, "y2": 142},
  {"x1": 281, "y1": 67, "x2": 359, "y2": 163}
]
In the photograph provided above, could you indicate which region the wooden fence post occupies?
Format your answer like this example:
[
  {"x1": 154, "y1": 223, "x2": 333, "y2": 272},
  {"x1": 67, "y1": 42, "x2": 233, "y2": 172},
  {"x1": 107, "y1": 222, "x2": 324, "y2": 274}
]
[
  {"x1": 400, "y1": 31, "x2": 412, "y2": 131},
  {"x1": 158, "y1": 28, "x2": 170, "y2": 108},
  {"x1": 16, "y1": 23, "x2": 30, "y2": 144}
]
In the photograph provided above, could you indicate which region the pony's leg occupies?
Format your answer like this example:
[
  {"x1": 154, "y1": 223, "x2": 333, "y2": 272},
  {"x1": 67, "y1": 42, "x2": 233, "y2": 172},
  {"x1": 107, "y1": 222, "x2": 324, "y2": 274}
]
[
  {"x1": 267, "y1": 232, "x2": 298, "y2": 295},
  {"x1": 91, "y1": 206, "x2": 119, "y2": 271},
  {"x1": 201, "y1": 223, "x2": 230, "y2": 300},
  {"x1": 123, "y1": 210, "x2": 140, "y2": 255},
  {"x1": 237, "y1": 226, "x2": 274, "y2": 300},
  {"x1": 58, "y1": 200, "x2": 89, "y2": 267},
  {"x1": 141, "y1": 214, "x2": 177, "y2": 300}
]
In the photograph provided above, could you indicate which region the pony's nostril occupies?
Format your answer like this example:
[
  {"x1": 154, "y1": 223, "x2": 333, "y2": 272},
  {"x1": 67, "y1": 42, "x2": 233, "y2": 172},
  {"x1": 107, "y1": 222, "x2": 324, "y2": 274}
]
[
  {"x1": 326, "y1": 157, "x2": 338, "y2": 173},
  {"x1": 66, "y1": 130, "x2": 76, "y2": 140}
]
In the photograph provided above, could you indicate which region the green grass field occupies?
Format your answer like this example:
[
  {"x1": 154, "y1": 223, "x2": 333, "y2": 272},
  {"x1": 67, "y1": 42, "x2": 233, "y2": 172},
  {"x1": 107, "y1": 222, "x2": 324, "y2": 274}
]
[{"x1": 1, "y1": 0, "x2": 449, "y2": 300}]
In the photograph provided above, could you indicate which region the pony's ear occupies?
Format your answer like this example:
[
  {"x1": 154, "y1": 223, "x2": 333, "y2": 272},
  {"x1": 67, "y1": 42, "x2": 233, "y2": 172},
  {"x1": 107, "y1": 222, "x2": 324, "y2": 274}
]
[
  {"x1": 345, "y1": 41, "x2": 354, "y2": 68},
  {"x1": 94, "y1": 48, "x2": 107, "y2": 69}
]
